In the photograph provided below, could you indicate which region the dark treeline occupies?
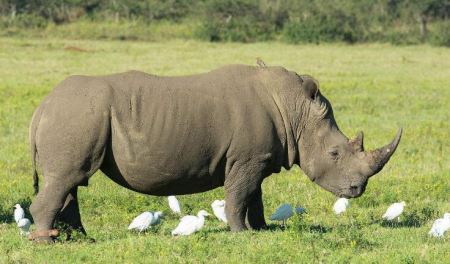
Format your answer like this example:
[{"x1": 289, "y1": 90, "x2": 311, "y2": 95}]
[{"x1": 0, "y1": 0, "x2": 448, "y2": 46}]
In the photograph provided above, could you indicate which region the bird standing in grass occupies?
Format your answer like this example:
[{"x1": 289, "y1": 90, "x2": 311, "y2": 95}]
[
  {"x1": 17, "y1": 218, "x2": 31, "y2": 236},
  {"x1": 171, "y1": 210, "x2": 209, "y2": 236},
  {"x1": 429, "y1": 213, "x2": 450, "y2": 238},
  {"x1": 270, "y1": 204, "x2": 295, "y2": 226},
  {"x1": 382, "y1": 201, "x2": 406, "y2": 221},
  {"x1": 13, "y1": 204, "x2": 25, "y2": 223},
  {"x1": 168, "y1": 196, "x2": 181, "y2": 214},
  {"x1": 211, "y1": 200, "x2": 227, "y2": 223},
  {"x1": 333, "y1": 198, "x2": 349, "y2": 215},
  {"x1": 128, "y1": 211, "x2": 163, "y2": 232}
]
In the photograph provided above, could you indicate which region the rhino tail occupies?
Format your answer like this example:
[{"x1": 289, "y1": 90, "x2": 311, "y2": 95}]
[{"x1": 29, "y1": 104, "x2": 44, "y2": 195}]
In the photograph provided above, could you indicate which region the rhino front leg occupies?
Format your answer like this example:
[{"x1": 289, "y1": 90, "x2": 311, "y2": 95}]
[
  {"x1": 225, "y1": 190, "x2": 249, "y2": 232},
  {"x1": 224, "y1": 160, "x2": 266, "y2": 232},
  {"x1": 246, "y1": 187, "x2": 267, "y2": 230}
]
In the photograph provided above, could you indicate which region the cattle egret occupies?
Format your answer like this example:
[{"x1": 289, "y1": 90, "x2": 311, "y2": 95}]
[
  {"x1": 13, "y1": 204, "x2": 25, "y2": 223},
  {"x1": 333, "y1": 198, "x2": 349, "y2": 215},
  {"x1": 270, "y1": 204, "x2": 294, "y2": 226},
  {"x1": 128, "y1": 211, "x2": 162, "y2": 232},
  {"x1": 382, "y1": 201, "x2": 406, "y2": 221},
  {"x1": 17, "y1": 218, "x2": 31, "y2": 236},
  {"x1": 168, "y1": 196, "x2": 181, "y2": 214},
  {"x1": 429, "y1": 213, "x2": 450, "y2": 238},
  {"x1": 171, "y1": 210, "x2": 209, "y2": 236},
  {"x1": 211, "y1": 200, "x2": 227, "y2": 223}
]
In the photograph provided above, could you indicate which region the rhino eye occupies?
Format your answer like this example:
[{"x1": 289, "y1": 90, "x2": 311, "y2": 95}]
[{"x1": 328, "y1": 149, "x2": 339, "y2": 160}]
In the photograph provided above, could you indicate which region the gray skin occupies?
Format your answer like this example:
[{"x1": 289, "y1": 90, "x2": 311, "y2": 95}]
[{"x1": 29, "y1": 62, "x2": 401, "y2": 242}]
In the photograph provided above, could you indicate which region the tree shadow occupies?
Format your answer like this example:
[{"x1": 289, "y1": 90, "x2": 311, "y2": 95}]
[{"x1": 0, "y1": 197, "x2": 33, "y2": 224}]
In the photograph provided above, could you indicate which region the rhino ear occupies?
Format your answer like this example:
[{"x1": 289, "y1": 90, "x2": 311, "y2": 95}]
[{"x1": 302, "y1": 78, "x2": 319, "y2": 101}]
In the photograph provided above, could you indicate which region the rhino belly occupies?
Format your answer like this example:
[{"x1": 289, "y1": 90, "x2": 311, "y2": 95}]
[{"x1": 99, "y1": 134, "x2": 226, "y2": 195}]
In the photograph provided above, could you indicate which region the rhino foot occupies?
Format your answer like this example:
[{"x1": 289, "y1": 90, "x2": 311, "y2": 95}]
[{"x1": 28, "y1": 229, "x2": 59, "y2": 243}]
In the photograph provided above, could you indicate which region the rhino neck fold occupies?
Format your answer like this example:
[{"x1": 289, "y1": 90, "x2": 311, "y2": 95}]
[{"x1": 269, "y1": 93, "x2": 300, "y2": 170}]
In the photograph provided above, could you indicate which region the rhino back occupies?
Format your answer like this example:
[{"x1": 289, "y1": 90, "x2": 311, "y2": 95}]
[{"x1": 98, "y1": 67, "x2": 280, "y2": 194}]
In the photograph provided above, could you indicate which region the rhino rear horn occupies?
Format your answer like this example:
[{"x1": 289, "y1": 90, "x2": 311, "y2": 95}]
[
  {"x1": 349, "y1": 131, "x2": 364, "y2": 152},
  {"x1": 366, "y1": 128, "x2": 403, "y2": 177}
]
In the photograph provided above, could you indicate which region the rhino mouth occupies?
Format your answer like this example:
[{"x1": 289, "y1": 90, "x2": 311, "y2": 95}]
[
  {"x1": 338, "y1": 184, "x2": 366, "y2": 199},
  {"x1": 312, "y1": 175, "x2": 366, "y2": 199}
]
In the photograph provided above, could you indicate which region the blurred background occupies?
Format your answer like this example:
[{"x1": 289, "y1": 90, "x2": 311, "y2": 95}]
[{"x1": 0, "y1": 0, "x2": 449, "y2": 46}]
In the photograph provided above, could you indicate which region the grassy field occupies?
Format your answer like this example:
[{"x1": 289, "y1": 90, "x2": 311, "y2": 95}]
[{"x1": 0, "y1": 37, "x2": 449, "y2": 263}]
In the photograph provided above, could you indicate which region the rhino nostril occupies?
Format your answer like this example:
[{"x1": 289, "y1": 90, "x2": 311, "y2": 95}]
[{"x1": 350, "y1": 185, "x2": 358, "y2": 192}]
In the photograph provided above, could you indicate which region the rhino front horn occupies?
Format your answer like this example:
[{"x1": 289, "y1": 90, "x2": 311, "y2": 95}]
[{"x1": 367, "y1": 128, "x2": 403, "y2": 176}]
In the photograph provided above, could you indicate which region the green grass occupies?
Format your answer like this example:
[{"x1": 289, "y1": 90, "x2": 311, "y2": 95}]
[{"x1": 0, "y1": 37, "x2": 449, "y2": 263}]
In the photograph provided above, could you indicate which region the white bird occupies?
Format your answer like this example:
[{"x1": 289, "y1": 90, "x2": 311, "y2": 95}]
[
  {"x1": 128, "y1": 211, "x2": 163, "y2": 232},
  {"x1": 17, "y1": 218, "x2": 31, "y2": 236},
  {"x1": 382, "y1": 201, "x2": 406, "y2": 221},
  {"x1": 211, "y1": 200, "x2": 227, "y2": 223},
  {"x1": 171, "y1": 210, "x2": 209, "y2": 236},
  {"x1": 333, "y1": 198, "x2": 349, "y2": 215},
  {"x1": 270, "y1": 204, "x2": 294, "y2": 226},
  {"x1": 168, "y1": 196, "x2": 181, "y2": 214},
  {"x1": 13, "y1": 204, "x2": 25, "y2": 223},
  {"x1": 429, "y1": 213, "x2": 450, "y2": 238}
]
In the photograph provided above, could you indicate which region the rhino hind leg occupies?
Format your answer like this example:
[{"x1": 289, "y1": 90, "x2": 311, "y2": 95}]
[
  {"x1": 245, "y1": 187, "x2": 267, "y2": 230},
  {"x1": 30, "y1": 170, "x2": 89, "y2": 243},
  {"x1": 56, "y1": 187, "x2": 87, "y2": 240}
]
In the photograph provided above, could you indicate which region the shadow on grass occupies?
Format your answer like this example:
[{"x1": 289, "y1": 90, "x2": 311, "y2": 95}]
[
  {"x1": 264, "y1": 223, "x2": 286, "y2": 232},
  {"x1": 0, "y1": 197, "x2": 33, "y2": 224},
  {"x1": 267, "y1": 223, "x2": 332, "y2": 234},
  {"x1": 202, "y1": 227, "x2": 230, "y2": 234},
  {"x1": 378, "y1": 213, "x2": 425, "y2": 228},
  {"x1": 307, "y1": 224, "x2": 332, "y2": 234}
]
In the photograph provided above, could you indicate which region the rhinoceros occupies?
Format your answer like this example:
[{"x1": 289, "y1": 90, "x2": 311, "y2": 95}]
[{"x1": 28, "y1": 62, "x2": 401, "y2": 242}]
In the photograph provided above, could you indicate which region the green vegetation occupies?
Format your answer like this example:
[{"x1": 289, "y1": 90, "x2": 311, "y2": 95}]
[
  {"x1": 0, "y1": 0, "x2": 449, "y2": 46},
  {"x1": 0, "y1": 37, "x2": 449, "y2": 263}
]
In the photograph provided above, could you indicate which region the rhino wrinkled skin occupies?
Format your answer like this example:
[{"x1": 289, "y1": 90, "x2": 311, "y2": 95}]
[{"x1": 29, "y1": 63, "x2": 401, "y2": 241}]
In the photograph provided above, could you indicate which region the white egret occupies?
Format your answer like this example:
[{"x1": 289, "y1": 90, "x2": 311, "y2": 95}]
[
  {"x1": 17, "y1": 218, "x2": 31, "y2": 236},
  {"x1": 168, "y1": 196, "x2": 181, "y2": 214},
  {"x1": 429, "y1": 213, "x2": 450, "y2": 238},
  {"x1": 171, "y1": 210, "x2": 209, "y2": 236},
  {"x1": 333, "y1": 198, "x2": 349, "y2": 215},
  {"x1": 382, "y1": 201, "x2": 406, "y2": 221},
  {"x1": 128, "y1": 211, "x2": 163, "y2": 232},
  {"x1": 211, "y1": 200, "x2": 227, "y2": 223},
  {"x1": 13, "y1": 204, "x2": 25, "y2": 223}
]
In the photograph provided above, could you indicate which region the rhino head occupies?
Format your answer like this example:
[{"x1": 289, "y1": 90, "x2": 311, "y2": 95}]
[{"x1": 294, "y1": 76, "x2": 402, "y2": 198}]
